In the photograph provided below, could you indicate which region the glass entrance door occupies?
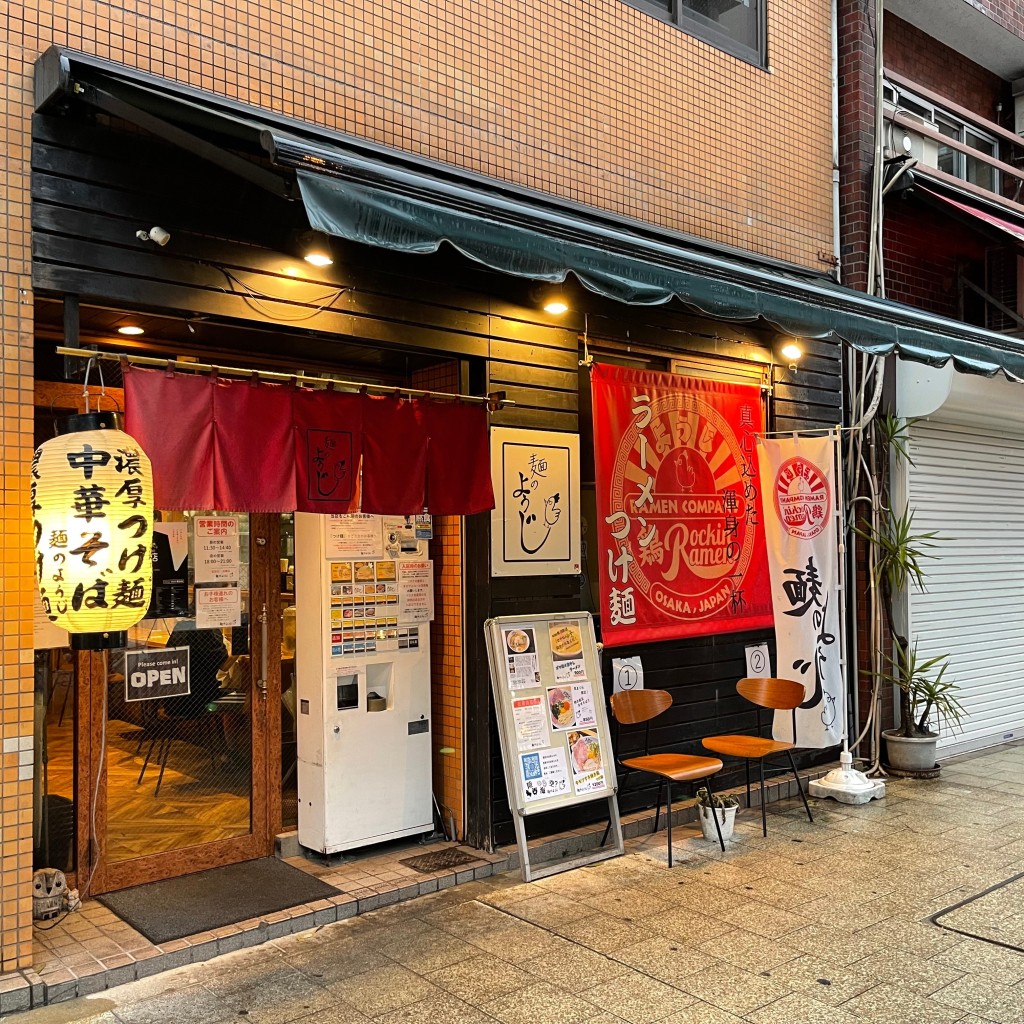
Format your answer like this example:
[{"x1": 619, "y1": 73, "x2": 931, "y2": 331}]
[{"x1": 82, "y1": 512, "x2": 276, "y2": 894}]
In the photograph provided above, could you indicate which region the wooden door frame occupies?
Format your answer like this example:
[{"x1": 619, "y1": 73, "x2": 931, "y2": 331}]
[{"x1": 77, "y1": 513, "x2": 281, "y2": 896}]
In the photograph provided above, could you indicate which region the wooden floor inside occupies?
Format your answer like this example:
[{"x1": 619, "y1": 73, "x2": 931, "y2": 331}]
[{"x1": 42, "y1": 685, "x2": 251, "y2": 866}]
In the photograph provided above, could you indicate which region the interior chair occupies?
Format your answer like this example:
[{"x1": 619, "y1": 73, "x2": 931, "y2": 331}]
[
  {"x1": 701, "y1": 677, "x2": 814, "y2": 837},
  {"x1": 603, "y1": 689, "x2": 726, "y2": 864},
  {"x1": 136, "y1": 623, "x2": 229, "y2": 795}
]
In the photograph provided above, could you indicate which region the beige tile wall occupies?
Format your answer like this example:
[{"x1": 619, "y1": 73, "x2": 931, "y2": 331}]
[{"x1": 2, "y1": 0, "x2": 834, "y2": 970}]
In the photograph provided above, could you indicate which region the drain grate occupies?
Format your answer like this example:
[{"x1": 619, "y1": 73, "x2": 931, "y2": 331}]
[{"x1": 399, "y1": 847, "x2": 483, "y2": 873}]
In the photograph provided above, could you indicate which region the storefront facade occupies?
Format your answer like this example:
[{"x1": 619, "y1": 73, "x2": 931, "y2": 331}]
[
  {"x1": 2, "y1": 0, "x2": 846, "y2": 971},
  {"x1": 22, "y1": 0, "x2": 1024, "y2": 980}
]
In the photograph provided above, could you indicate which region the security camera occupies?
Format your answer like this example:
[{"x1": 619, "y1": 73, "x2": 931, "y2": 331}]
[{"x1": 136, "y1": 226, "x2": 171, "y2": 247}]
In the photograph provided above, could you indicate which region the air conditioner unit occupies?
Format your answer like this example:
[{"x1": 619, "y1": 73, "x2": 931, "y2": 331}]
[{"x1": 894, "y1": 113, "x2": 939, "y2": 169}]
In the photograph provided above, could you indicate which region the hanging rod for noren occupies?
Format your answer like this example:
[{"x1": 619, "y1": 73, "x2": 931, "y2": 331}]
[{"x1": 55, "y1": 346, "x2": 514, "y2": 410}]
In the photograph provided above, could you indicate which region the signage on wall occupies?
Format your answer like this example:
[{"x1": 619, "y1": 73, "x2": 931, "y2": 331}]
[
  {"x1": 194, "y1": 516, "x2": 240, "y2": 583},
  {"x1": 326, "y1": 514, "x2": 384, "y2": 560},
  {"x1": 591, "y1": 363, "x2": 772, "y2": 646},
  {"x1": 124, "y1": 646, "x2": 191, "y2": 703},
  {"x1": 195, "y1": 586, "x2": 242, "y2": 629},
  {"x1": 148, "y1": 522, "x2": 189, "y2": 617},
  {"x1": 611, "y1": 656, "x2": 644, "y2": 694},
  {"x1": 490, "y1": 427, "x2": 581, "y2": 578}
]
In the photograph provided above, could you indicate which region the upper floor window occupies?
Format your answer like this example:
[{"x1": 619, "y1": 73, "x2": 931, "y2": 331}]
[
  {"x1": 883, "y1": 82, "x2": 1001, "y2": 196},
  {"x1": 631, "y1": 0, "x2": 766, "y2": 67}
]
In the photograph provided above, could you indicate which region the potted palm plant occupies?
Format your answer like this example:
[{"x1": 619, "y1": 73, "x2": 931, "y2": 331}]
[
  {"x1": 880, "y1": 639, "x2": 964, "y2": 773},
  {"x1": 695, "y1": 786, "x2": 739, "y2": 842}
]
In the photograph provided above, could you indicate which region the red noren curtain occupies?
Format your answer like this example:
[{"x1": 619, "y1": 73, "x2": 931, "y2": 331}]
[{"x1": 123, "y1": 367, "x2": 494, "y2": 516}]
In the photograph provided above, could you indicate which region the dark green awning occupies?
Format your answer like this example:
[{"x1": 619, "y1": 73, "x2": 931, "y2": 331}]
[{"x1": 274, "y1": 137, "x2": 1024, "y2": 380}]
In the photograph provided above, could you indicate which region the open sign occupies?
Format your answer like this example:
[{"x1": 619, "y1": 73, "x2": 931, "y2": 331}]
[{"x1": 124, "y1": 646, "x2": 191, "y2": 702}]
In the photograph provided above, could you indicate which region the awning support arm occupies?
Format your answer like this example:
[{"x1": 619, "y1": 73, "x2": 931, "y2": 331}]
[
  {"x1": 56, "y1": 346, "x2": 513, "y2": 409},
  {"x1": 75, "y1": 82, "x2": 293, "y2": 199}
]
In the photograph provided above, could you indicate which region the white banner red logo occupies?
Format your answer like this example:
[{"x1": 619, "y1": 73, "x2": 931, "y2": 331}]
[
  {"x1": 591, "y1": 364, "x2": 772, "y2": 646},
  {"x1": 757, "y1": 435, "x2": 843, "y2": 748}
]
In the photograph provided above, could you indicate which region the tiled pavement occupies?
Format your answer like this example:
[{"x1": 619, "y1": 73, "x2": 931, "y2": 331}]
[{"x1": 10, "y1": 743, "x2": 1024, "y2": 1023}]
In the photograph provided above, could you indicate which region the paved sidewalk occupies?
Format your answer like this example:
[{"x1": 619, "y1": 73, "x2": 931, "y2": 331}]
[{"x1": 11, "y1": 743, "x2": 1024, "y2": 1024}]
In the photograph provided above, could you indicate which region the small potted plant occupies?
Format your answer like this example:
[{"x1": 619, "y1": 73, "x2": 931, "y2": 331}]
[
  {"x1": 695, "y1": 786, "x2": 739, "y2": 842},
  {"x1": 881, "y1": 639, "x2": 964, "y2": 774}
]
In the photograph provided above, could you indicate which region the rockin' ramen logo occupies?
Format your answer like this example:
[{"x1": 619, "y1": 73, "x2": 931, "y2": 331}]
[
  {"x1": 773, "y1": 456, "x2": 830, "y2": 540},
  {"x1": 608, "y1": 391, "x2": 757, "y2": 621}
]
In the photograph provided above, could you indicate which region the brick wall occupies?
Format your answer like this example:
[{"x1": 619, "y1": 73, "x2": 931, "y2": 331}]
[
  {"x1": 2, "y1": 0, "x2": 836, "y2": 970},
  {"x1": 885, "y1": 17, "x2": 1006, "y2": 119},
  {"x1": 883, "y1": 197, "x2": 989, "y2": 316},
  {"x1": 971, "y1": 0, "x2": 1024, "y2": 39},
  {"x1": 838, "y1": 0, "x2": 877, "y2": 292}
]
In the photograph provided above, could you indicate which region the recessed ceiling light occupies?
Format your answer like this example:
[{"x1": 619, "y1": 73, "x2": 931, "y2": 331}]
[
  {"x1": 303, "y1": 251, "x2": 334, "y2": 268},
  {"x1": 117, "y1": 326, "x2": 145, "y2": 336}
]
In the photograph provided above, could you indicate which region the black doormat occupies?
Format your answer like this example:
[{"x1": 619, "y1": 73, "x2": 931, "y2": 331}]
[
  {"x1": 399, "y1": 847, "x2": 482, "y2": 873},
  {"x1": 97, "y1": 857, "x2": 340, "y2": 945},
  {"x1": 931, "y1": 870, "x2": 1024, "y2": 953}
]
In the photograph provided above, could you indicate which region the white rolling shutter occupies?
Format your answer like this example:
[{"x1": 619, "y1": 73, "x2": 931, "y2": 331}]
[{"x1": 908, "y1": 417, "x2": 1024, "y2": 755}]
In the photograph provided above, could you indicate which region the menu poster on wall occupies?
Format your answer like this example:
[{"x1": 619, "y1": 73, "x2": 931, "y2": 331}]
[
  {"x1": 398, "y1": 561, "x2": 434, "y2": 624},
  {"x1": 195, "y1": 517, "x2": 240, "y2": 583},
  {"x1": 548, "y1": 621, "x2": 587, "y2": 683},
  {"x1": 195, "y1": 586, "x2": 242, "y2": 629},
  {"x1": 511, "y1": 694, "x2": 547, "y2": 751},
  {"x1": 326, "y1": 514, "x2": 384, "y2": 559},
  {"x1": 519, "y1": 747, "x2": 570, "y2": 802},
  {"x1": 503, "y1": 627, "x2": 541, "y2": 689}
]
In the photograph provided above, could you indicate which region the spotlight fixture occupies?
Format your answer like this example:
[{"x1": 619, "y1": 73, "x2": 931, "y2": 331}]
[
  {"x1": 780, "y1": 341, "x2": 803, "y2": 362},
  {"x1": 136, "y1": 226, "x2": 171, "y2": 247},
  {"x1": 292, "y1": 229, "x2": 334, "y2": 268},
  {"x1": 534, "y1": 285, "x2": 570, "y2": 315},
  {"x1": 117, "y1": 325, "x2": 145, "y2": 336}
]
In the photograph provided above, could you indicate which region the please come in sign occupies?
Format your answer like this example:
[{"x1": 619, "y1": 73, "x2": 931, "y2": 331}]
[{"x1": 124, "y1": 646, "x2": 191, "y2": 702}]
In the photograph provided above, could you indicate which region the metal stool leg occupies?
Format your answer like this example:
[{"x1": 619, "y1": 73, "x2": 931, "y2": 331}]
[
  {"x1": 787, "y1": 749, "x2": 813, "y2": 823},
  {"x1": 745, "y1": 759, "x2": 751, "y2": 808},
  {"x1": 654, "y1": 778, "x2": 665, "y2": 834},
  {"x1": 758, "y1": 758, "x2": 768, "y2": 837},
  {"x1": 138, "y1": 735, "x2": 158, "y2": 785},
  {"x1": 155, "y1": 736, "x2": 172, "y2": 796},
  {"x1": 704, "y1": 773, "x2": 726, "y2": 852},
  {"x1": 665, "y1": 781, "x2": 673, "y2": 868}
]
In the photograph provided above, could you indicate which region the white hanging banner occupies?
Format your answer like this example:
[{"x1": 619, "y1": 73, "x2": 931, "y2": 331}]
[{"x1": 756, "y1": 435, "x2": 842, "y2": 748}]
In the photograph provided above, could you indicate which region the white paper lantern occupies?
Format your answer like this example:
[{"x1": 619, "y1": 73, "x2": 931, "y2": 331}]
[{"x1": 32, "y1": 413, "x2": 154, "y2": 649}]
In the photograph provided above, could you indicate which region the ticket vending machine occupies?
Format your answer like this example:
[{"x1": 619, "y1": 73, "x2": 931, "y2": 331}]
[{"x1": 294, "y1": 513, "x2": 434, "y2": 854}]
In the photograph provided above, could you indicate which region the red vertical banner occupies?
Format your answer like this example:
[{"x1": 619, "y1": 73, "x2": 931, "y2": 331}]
[{"x1": 591, "y1": 363, "x2": 772, "y2": 646}]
